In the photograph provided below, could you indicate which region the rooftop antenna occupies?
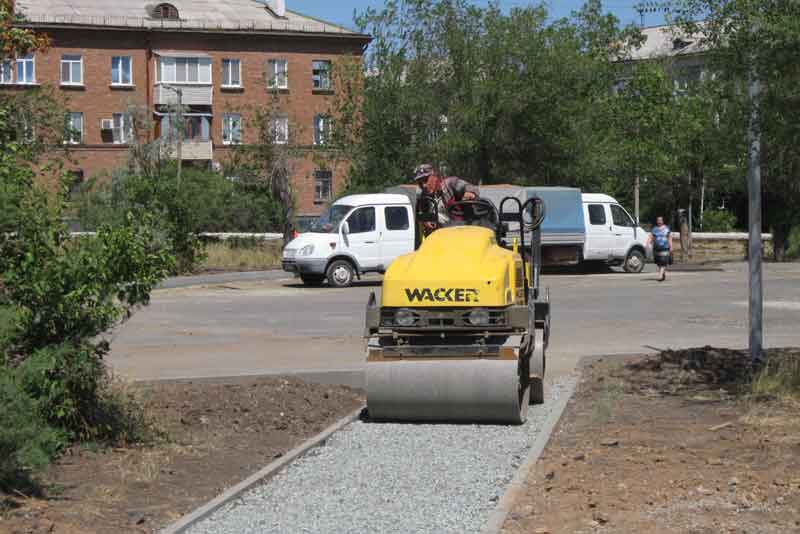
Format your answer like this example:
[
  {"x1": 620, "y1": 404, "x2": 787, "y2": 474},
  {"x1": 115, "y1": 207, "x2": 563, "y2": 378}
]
[{"x1": 634, "y1": 1, "x2": 673, "y2": 27}]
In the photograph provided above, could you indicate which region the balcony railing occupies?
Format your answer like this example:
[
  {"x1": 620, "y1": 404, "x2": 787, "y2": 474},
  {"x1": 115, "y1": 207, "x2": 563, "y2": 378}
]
[
  {"x1": 154, "y1": 83, "x2": 213, "y2": 106},
  {"x1": 161, "y1": 140, "x2": 213, "y2": 160}
]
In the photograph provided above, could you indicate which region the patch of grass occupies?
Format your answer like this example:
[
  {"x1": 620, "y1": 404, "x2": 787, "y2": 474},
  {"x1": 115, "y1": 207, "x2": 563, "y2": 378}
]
[
  {"x1": 199, "y1": 241, "x2": 282, "y2": 272},
  {"x1": 592, "y1": 381, "x2": 625, "y2": 423},
  {"x1": 751, "y1": 349, "x2": 800, "y2": 400}
]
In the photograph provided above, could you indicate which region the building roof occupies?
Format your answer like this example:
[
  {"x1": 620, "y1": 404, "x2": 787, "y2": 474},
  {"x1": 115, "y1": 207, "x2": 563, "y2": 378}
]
[
  {"x1": 627, "y1": 23, "x2": 708, "y2": 61},
  {"x1": 14, "y1": 0, "x2": 370, "y2": 39}
]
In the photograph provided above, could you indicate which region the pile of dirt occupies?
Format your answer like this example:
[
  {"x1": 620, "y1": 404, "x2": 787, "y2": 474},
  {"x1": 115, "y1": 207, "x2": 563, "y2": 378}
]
[
  {"x1": 1, "y1": 376, "x2": 363, "y2": 534},
  {"x1": 502, "y1": 349, "x2": 800, "y2": 534}
]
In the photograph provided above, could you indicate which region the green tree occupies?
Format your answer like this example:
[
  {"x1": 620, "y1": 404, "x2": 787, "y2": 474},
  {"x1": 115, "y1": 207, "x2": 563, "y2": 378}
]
[{"x1": 676, "y1": 0, "x2": 800, "y2": 259}]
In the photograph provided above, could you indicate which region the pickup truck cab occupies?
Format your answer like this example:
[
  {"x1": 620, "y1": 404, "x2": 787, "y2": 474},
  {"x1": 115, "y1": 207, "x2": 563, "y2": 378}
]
[
  {"x1": 581, "y1": 193, "x2": 648, "y2": 273},
  {"x1": 282, "y1": 194, "x2": 414, "y2": 287}
]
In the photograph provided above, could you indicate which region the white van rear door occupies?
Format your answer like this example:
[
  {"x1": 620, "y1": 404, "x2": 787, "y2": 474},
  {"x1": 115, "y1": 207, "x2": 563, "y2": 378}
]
[{"x1": 583, "y1": 203, "x2": 614, "y2": 260}]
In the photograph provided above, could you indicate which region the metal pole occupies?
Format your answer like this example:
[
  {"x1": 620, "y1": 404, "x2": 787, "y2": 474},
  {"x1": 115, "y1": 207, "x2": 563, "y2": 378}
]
[
  {"x1": 746, "y1": 48, "x2": 763, "y2": 362},
  {"x1": 634, "y1": 174, "x2": 640, "y2": 225},
  {"x1": 176, "y1": 87, "x2": 183, "y2": 188}
]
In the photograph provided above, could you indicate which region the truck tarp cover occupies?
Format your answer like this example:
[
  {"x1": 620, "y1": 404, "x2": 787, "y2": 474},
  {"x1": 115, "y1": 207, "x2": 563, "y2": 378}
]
[{"x1": 524, "y1": 187, "x2": 585, "y2": 237}]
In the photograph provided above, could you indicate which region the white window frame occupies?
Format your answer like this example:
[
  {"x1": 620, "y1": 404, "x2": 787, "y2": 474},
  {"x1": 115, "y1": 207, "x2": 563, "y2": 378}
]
[
  {"x1": 16, "y1": 54, "x2": 36, "y2": 85},
  {"x1": 314, "y1": 170, "x2": 332, "y2": 202},
  {"x1": 60, "y1": 55, "x2": 83, "y2": 86},
  {"x1": 271, "y1": 116, "x2": 289, "y2": 145},
  {"x1": 312, "y1": 60, "x2": 331, "y2": 90},
  {"x1": 267, "y1": 59, "x2": 288, "y2": 89},
  {"x1": 221, "y1": 59, "x2": 241, "y2": 88},
  {"x1": 112, "y1": 113, "x2": 133, "y2": 144},
  {"x1": 314, "y1": 114, "x2": 332, "y2": 146},
  {"x1": 222, "y1": 113, "x2": 242, "y2": 145},
  {"x1": 0, "y1": 60, "x2": 12, "y2": 84},
  {"x1": 111, "y1": 56, "x2": 133, "y2": 86},
  {"x1": 64, "y1": 112, "x2": 83, "y2": 144},
  {"x1": 157, "y1": 57, "x2": 212, "y2": 85}
]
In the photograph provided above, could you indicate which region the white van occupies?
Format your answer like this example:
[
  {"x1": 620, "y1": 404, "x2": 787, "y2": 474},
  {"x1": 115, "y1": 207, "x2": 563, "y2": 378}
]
[
  {"x1": 282, "y1": 194, "x2": 414, "y2": 287},
  {"x1": 581, "y1": 193, "x2": 649, "y2": 273}
]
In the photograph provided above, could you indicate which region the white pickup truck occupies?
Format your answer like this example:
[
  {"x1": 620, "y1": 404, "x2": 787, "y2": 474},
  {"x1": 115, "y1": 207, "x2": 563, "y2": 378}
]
[{"x1": 282, "y1": 188, "x2": 649, "y2": 287}]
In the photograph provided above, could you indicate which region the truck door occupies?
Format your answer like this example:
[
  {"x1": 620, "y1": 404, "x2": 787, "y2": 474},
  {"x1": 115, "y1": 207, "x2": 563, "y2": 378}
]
[
  {"x1": 610, "y1": 204, "x2": 636, "y2": 259},
  {"x1": 379, "y1": 205, "x2": 414, "y2": 270},
  {"x1": 342, "y1": 206, "x2": 380, "y2": 269},
  {"x1": 583, "y1": 203, "x2": 614, "y2": 260}
]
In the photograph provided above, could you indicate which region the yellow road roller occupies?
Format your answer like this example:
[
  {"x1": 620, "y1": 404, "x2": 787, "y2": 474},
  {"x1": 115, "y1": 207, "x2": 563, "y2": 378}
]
[{"x1": 364, "y1": 196, "x2": 550, "y2": 424}]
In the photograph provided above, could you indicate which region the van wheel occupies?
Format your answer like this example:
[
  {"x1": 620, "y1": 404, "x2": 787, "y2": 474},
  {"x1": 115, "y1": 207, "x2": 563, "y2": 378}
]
[
  {"x1": 326, "y1": 260, "x2": 355, "y2": 288},
  {"x1": 624, "y1": 249, "x2": 646, "y2": 273},
  {"x1": 300, "y1": 275, "x2": 325, "y2": 286}
]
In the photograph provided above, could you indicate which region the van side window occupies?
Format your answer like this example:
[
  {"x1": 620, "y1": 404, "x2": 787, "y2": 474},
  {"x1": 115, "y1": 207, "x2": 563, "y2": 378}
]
[
  {"x1": 385, "y1": 206, "x2": 409, "y2": 231},
  {"x1": 347, "y1": 207, "x2": 375, "y2": 233},
  {"x1": 588, "y1": 204, "x2": 606, "y2": 225},
  {"x1": 610, "y1": 205, "x2": 633, "y2": 227}
]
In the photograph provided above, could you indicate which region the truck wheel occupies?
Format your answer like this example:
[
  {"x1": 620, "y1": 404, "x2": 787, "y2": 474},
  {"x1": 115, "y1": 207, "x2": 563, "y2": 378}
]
[
  {"x1": 326, "y1": 260, "x2": 355, "y2": 288},
  {"x1": 624, "y1": 249, "x2": 646, "y2": 273},
  {"x1": 300, "y1": 274, "x2": 325, "y2": 286}
]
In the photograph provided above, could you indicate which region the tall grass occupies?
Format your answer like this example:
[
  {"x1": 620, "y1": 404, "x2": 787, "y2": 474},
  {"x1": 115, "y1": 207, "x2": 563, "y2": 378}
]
[
  {"x1": 751, "y1": 349, "x2": 800, "y2": 399},
  {"x1": 199, "y1": 241, "x2": 283, "y2": 272}
]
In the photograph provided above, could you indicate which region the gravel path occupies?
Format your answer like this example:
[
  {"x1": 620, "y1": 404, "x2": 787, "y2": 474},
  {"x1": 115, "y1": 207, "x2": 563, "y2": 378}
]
[{"x1": 187, "y1": 376, "x2": 576, "y2": 534}]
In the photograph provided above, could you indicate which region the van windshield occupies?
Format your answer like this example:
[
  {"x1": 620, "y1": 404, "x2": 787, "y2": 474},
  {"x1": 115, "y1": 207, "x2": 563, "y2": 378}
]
[{"x1": 310, "y1": 204, "x2": 353, "y2": 233}]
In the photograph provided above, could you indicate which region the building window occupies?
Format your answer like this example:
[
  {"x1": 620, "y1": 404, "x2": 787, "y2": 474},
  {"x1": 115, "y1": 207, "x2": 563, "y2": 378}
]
[
  {"x1": 112, "y1": 56, "x2": 132, "y2": 85},
  {"x1": 222, "y1": 113, "x2": 242, "y2": 145},
  {"x1": 271, "y1": 115, "x2": 288, "y2": 144},
  {"x1": 267, "y1": 59, "x2": 288, "y2": 89},
  {"x1": 64, "y1": 112, "x2": 83, "y2": 144},
  {"x1": 153, "y1": 3, "x2": 179, "y2": 20},
  {"x1": 313, "y1": 114, "x2": 331, "y2": 146},
  {"x1": 183, "y1": 116, "x2": 210, "y2": 141},
  {"x1": 60, "y1": 55, "x2": 83, "y2": 85},
  {"x1": 16, "y1": 54, "x2": 35, "y2": 84},
  {"x1": 314, "y1": 170, "x2": 332, "y2": 202},
  {"x1": 158, "y1": 57, "x2": 212, "y2": 84},
  {"x1": 112, "y1": 113, "x2": 133, "y2": 144},
  {"x1": 67, "y1": 169, "x2": 84, "y2": 198},
  {"x1": 0, "y1": 60, "x2": 12, "y2": 84},
  {"x1": 221, "y1": 59, "x2": 241, "y2": 88},
  {"x1": 312, "y1": 60, "x2": 331, "y2": 90}
]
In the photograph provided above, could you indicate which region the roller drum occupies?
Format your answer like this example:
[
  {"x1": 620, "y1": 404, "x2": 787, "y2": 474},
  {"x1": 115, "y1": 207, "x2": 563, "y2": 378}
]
[{"x1": 366, "y1": 359, "x2": 529, "y2": 424}]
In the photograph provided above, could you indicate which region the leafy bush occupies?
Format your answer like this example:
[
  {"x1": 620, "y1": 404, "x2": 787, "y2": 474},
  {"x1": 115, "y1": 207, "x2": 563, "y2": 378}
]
[
  {"x1": 787, "y1": 226, "x2": 800, "y2": 260},
  {"x1": 0, "y1": 367, "x2": 65, "y2": 487},
  {"x1": 76, "y1": 168, "x2": 288, "y2": 272},
  {"x1": 701, "y1": 209, "x2": 738, "y2": 233}
]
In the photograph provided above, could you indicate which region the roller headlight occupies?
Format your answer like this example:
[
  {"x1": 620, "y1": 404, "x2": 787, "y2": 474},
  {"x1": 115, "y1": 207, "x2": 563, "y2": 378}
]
[
  {"x1": 395, "y1": 309, "x2": 417, "y2": 327},
  {"x1": 298, "y1": 244, "x2": 315, "y2": 257},
  {"x1": 467, "y1": 309, "x2": 491, "y2": 326}
]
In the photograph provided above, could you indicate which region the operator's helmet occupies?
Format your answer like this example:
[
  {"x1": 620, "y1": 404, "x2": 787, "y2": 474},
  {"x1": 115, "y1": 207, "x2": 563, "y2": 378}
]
[{"x1": 412, "y1": 163, "x2": 435, "y2": 184}]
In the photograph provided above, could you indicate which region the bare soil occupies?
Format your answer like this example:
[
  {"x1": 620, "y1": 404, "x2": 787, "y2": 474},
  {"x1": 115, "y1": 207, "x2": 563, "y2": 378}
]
[
  {"x1": 1, "y1": 376, "x2": 363, "y2": 534},
  {"x1": 503, "y1": 347, "x2": 800, "y2": 534}
]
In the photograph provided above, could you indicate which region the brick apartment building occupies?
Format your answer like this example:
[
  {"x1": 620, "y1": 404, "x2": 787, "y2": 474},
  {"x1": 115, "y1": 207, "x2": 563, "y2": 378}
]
[{"x1": 5, "y1": 0, "x2": 370, "y2": 219}]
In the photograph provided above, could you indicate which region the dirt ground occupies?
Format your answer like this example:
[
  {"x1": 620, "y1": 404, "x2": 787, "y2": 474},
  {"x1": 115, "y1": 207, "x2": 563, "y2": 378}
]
[
  {"x1": 503, "y1": 347, "x2": 800, "y2": 534},
  {"x1": 0, "y1": 376, "x2": 363, "y2": 534}
]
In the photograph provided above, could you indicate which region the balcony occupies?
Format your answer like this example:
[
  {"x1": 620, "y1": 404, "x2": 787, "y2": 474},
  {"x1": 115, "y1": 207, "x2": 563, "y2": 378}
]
[
  {"x1": 161, "y1": 140, "x2": 213, "y2": 161},
  {"x1": 154, "y1": 83, "x2": 213, "y2": 106}
]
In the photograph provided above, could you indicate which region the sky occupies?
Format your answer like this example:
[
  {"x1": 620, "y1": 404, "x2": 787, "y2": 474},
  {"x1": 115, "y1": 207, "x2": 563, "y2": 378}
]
[{"x1": 290, "y1": 1, "x2": 669, "y2": 32}]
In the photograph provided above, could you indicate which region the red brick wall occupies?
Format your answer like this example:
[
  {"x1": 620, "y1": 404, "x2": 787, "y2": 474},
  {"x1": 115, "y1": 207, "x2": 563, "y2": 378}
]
[{"x1": 6, "y1": 28, "x2": 364, "y2": 217}]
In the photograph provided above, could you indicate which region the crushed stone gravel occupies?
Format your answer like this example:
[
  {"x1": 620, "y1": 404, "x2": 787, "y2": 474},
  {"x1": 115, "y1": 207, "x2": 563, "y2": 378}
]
[{"x1": 187, "y1": 376, "x2": 576, "y2": 534}]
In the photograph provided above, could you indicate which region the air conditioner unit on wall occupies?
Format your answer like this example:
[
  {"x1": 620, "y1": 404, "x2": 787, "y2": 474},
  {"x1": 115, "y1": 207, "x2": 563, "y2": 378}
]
[{"x1": 101, "y1": 119, "x2": 113, "y2": 130}]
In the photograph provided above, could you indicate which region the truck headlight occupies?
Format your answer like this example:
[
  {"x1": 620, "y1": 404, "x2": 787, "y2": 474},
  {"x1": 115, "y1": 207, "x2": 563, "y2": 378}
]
[
  {"x1": 395, "y1": 309, "x2": 417, "y2": 327},
  {"x1": 467, "y1": 309, "x2": 491, "y2": 326},
  {"x1": 298, "y1": 244, "x2": 315, "y2": 257}
]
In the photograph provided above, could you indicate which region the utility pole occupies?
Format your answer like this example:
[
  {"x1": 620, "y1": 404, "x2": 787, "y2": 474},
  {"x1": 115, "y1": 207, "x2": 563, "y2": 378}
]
[
  {"x1": 163, "y1": 85, "x2": 183, "y2": 187},
  {"x1": 634, "y1": 174, "x2": 640, "y2": 225},
  {"x1": 746, "y1": 22, "x2": 763, "y2": 363}
]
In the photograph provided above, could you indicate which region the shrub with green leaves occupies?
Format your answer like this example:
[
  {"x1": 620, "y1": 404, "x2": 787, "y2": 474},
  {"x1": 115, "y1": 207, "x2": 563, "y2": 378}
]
[{"x1": 701, "y1": 209, "x2": 738, "y2": 233}]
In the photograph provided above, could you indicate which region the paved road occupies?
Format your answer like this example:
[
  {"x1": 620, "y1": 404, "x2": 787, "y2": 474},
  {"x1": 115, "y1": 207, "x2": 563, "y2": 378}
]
[{"x1": 109, "y1": 263, "x2": 800, "y2": 386}]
